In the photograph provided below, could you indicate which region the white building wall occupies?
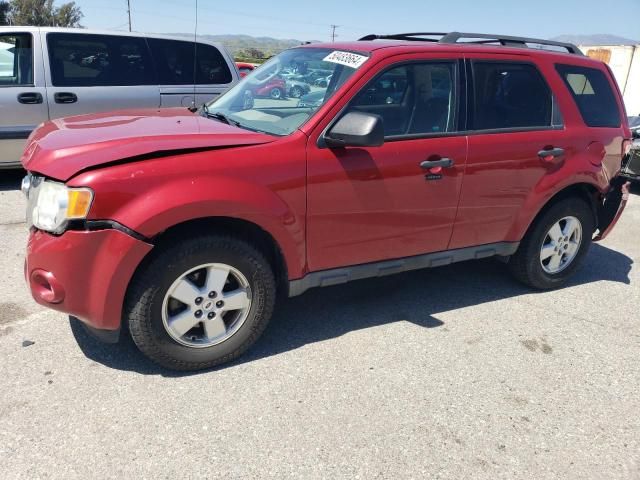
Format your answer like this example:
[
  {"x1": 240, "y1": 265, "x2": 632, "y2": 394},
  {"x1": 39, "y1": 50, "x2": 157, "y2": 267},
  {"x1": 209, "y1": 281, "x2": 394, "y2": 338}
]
[{"x1": 578, "y1": 44, "x2": 640, "y2": 116}]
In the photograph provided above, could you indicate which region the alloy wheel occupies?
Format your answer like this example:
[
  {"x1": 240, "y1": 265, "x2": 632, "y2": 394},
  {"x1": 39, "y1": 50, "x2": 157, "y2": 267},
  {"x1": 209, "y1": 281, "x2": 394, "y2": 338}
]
[
  {"x1": 161, "y1": 263, "x2": 252, "y2": 348},
  {"x1": 539, "y1": 216, "x2": 583, "y2": 274}
]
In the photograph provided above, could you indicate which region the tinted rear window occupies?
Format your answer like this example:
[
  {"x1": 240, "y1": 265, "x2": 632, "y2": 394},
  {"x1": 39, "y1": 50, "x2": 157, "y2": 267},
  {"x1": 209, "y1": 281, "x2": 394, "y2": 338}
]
[
  {"x1": 47, "y1": 33, "x2": 155, "y2": 87},
  {"x1": 555, "y1": 64, "x2": 620, "y2": 128},
  {"x1": 471, "y1": 62, "x2": 553, "y2": 130},
  {"x1": 147, "y1": 38, "x2": 232, "y2": 85}
]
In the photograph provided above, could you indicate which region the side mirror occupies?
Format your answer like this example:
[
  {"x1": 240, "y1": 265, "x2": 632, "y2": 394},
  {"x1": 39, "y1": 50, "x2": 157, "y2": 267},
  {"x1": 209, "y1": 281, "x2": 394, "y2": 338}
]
[{"x1": 324, "y1": 111, "x2": 384, "y2": 148}]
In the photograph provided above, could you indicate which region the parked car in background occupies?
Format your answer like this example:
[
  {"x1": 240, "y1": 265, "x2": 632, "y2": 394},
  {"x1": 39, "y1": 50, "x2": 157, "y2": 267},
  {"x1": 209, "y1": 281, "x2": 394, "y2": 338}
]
[
  {"x1": 0, "y1": 27, "x2": 238, "y2": 168},
  {"x1": 297, "y1": 89, "x2": 325, "y2": 108},
  {"x1": 286, "y1": 78, "x2": 310, "y2": 98},
  {"x1": 235, "y1": 62, "x2": 255, "y2": 78},
  {"x1": 248, "y1": 74, "x2": 287, "y2": 99},
  {"x1": 22, "y1": 32, "x2": 631, "y2": 371},
  {"x1": 622, "y1": 116, "x2": 640, "y2": 181},
  {"x1": 314, "y1": 74, "x2": 332, "y2": 87}
]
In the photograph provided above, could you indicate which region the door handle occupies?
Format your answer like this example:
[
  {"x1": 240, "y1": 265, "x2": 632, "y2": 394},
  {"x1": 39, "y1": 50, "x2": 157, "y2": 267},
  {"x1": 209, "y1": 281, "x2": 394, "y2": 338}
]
[
  {"x1": 54, "y1": 92, "x2": 78, "y2": 104},
  {"x1": 17, "y1": 92, "x2": 43, "y2": 104},
  {"x1": 420, "y1": 157, "x2": 455, "y2": 169},
  {"x1": 538, "y1": 147, "x2": 564, "y2": 163}
]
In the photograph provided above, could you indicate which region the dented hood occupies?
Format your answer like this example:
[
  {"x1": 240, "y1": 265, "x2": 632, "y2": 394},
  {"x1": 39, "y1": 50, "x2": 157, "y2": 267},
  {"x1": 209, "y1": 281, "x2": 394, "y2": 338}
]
[{"x1": 21, "y1": 108, "x2": 275, "y2": 181}]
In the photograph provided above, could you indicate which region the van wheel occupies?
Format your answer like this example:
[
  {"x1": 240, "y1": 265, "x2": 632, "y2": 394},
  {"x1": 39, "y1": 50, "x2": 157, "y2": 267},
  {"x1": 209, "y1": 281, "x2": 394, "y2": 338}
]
[
  {"x1": 509, "y1": 198, "x2": 594, "y2": 289},
  {"x1": 125, "y1": 235, "x2": 276, "y2": 371}
]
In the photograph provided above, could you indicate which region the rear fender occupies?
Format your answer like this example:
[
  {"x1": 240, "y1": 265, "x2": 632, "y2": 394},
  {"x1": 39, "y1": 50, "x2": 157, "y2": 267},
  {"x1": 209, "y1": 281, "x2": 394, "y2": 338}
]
[
  {"x1": 505, "y1": 173, "x2": 605, "y2": 242},
  {"x1": 594, "y1": 176, "x2": 630, "y2": 241}
]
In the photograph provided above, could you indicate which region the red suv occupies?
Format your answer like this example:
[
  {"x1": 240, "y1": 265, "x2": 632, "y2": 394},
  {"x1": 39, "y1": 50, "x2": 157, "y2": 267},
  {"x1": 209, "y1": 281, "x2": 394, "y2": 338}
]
[{"x1": 22, "y1": 32, "x2": 631, "y2": 370}]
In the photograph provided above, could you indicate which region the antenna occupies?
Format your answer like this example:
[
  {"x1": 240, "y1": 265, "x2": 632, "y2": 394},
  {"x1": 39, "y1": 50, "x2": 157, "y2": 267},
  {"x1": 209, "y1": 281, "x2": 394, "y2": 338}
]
[
  {"x1": 189, "y1": 0, "x2": 199, "y2": 112},
  {"x1": 126, "y1": 0, "x2": 132, "y2": 32},
  {"x1": 330, "y1": 25, "x2": 339, "y2": 42}
]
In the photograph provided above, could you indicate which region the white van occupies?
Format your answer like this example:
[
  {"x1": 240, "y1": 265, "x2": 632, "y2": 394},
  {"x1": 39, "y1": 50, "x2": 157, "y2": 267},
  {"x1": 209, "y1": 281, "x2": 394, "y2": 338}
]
[{"x1": 0, "y1": 27, "x2": 239, "y2": 168}]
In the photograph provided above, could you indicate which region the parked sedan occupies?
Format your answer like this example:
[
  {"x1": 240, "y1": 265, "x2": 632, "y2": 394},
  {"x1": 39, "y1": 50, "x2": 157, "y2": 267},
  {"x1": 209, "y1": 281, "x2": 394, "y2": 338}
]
[
  {"x1": 287, "y1": 79, "x2": 310, "y2": 98},
  {"x1": 297, "y1": 89, "x2": 325, "y2": 108},
  {"x1": 314, "y1": 74, "x2": 332, "y2": 88},
  {"x1": 235, "y1": 62, "x2": 255, "y2": 78},
  {"x1": 249, "y1": 75, "x2": 287, "y2": 99}
]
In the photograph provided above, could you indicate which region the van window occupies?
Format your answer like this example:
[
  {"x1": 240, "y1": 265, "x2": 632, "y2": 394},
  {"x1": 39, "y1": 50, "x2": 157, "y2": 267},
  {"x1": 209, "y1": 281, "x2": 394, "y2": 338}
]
[
  {"x1": 147, "y1": 38, "x2": 232, "y2": 85},
  {"x1": 348, "y1": 62, "x2": 456, "y2": 137},
  {"x1": 47, "y1": 33, "x2": 155, "y2": 87},
  {"x1": 555, "y1": 64, "x2": 620, "y2": 128},
  {"x1": 0, "y1": 33, "x2": 33, "y2": 86},
  {"x1": 471, "y1": 62, "x2": 552, "y2": 130}
]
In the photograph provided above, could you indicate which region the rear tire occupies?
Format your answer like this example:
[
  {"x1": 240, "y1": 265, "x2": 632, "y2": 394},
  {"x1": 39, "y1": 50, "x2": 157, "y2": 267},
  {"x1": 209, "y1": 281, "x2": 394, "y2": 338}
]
[
  {"x1": 509, "y1": 198, "x2": 594, "y2": 289},
  {"x1": 125, "y1": 234, "x2": 276, "y2": 371}
]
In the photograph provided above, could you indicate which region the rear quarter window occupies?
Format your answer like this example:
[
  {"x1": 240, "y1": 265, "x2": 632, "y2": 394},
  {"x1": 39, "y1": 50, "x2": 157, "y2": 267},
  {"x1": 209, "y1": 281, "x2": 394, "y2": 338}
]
[
  {"x1": 555, "y1": 64, "x2": 621, "y2": 128},
  {"x1": 147, "y1": 38, "x2": 232, "y2": 85}
]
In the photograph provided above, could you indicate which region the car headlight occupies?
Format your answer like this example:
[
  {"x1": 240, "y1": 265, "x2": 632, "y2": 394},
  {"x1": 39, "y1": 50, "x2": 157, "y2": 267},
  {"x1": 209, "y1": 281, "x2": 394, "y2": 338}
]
[{"x1": 24, "y1": 176, "x2": 93, "y2": 234}]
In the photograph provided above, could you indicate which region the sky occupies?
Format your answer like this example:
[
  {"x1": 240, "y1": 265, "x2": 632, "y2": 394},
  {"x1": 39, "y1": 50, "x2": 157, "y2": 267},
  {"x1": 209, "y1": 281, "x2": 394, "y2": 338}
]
[{"x1": 76, "y1": 0, "x2": 640, "y2": 44}]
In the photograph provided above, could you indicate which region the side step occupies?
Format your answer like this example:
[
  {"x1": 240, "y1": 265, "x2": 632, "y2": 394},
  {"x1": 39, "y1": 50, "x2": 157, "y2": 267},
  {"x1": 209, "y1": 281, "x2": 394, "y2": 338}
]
[{"x1": 288, "y1": 242, "x2": 519, "y2": 297}]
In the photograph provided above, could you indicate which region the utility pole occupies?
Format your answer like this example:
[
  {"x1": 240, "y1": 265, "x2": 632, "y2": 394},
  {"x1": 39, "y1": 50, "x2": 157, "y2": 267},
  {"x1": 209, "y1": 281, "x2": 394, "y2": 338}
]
[
  {"x1": 126, "y1": 0, "x2": 132, "y2": 32},
  {"x1": 330, "y1": 25, "x2": 339, "y2": 42}
]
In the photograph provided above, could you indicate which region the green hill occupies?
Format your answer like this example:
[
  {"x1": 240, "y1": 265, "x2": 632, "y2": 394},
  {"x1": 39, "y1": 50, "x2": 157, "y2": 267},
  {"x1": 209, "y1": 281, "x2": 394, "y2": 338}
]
[{"x1": 168, "y1": 33, "x2": 319, "y2": 61}]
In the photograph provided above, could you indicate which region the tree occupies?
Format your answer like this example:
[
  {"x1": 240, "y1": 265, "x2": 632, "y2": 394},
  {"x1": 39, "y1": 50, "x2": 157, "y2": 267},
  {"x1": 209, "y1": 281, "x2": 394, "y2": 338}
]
[
  {"x1": 7, "y1": 0, "x2": 83, "y2": 27},
  {"x1": 0, "y1": 1, "x2": 10, "y2": 25},
  {"x1": 52, "y1": 1, "x2": 82, "y2": 27}
]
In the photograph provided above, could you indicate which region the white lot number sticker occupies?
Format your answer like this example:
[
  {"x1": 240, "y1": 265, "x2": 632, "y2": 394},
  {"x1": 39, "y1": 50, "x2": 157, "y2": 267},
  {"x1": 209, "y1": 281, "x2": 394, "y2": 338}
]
[{"x1": 323, "y1": 51, "x2": 368, "y2": 69}]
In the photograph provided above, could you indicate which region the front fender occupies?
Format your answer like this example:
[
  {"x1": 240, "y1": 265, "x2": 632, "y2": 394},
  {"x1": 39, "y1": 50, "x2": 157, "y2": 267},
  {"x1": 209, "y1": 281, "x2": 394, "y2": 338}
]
[
  {"x1": 123, "y1": 177, "x2": 304, "y2": 278},
  {"x1": 71, "y1": 147, "x2": 307, "y2": 279}
]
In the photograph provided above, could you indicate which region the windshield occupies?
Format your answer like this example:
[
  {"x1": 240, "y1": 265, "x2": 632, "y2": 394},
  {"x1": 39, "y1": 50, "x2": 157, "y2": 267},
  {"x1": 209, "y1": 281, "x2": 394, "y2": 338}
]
[{"x1": 204, "y1": 48, "x2": 369, "y2": 136}]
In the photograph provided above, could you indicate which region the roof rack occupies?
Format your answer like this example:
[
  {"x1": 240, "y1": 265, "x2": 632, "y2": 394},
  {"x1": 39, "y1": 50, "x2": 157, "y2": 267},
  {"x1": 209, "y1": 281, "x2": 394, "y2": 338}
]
[{"x1": 358, "y1": 31, "x2": 584, "y2": 55}]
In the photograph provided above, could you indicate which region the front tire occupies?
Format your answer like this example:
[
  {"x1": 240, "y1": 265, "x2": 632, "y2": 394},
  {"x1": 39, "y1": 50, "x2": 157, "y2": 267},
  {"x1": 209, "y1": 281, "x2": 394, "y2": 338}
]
[
  {"x1": 509, "y1": 198, "x2": 594, "y2": 289},
  {"x1": 290, "y1": 86, "x2": 303, "y2": 98},
  {"x1": 125, "y1": 235, "x2": 276, "y2": 371}
]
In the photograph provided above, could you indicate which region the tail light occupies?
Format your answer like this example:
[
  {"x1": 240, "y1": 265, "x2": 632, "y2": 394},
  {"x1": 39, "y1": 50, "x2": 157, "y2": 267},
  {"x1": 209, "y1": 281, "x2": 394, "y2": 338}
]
[{"x1": 623, "y1": 139, "x2": 632, "y2": 157}]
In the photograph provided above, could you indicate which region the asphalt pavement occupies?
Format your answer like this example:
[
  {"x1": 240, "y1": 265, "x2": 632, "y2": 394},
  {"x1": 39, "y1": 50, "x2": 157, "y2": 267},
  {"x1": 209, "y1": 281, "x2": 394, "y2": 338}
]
[{"x1": 1, "y1": 169, "x2": 639, "y2": 479}]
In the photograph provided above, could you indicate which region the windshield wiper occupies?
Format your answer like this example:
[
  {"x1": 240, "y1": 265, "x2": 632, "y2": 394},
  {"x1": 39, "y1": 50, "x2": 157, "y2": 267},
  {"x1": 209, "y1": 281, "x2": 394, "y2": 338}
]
[{"x1": 202, "y1": 107, "x2": 242, "y2": 128}]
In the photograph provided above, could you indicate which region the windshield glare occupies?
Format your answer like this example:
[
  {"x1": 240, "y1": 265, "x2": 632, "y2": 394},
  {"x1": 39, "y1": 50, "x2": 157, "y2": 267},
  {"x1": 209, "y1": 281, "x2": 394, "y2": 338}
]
[{"x1": 205, "y1": 48, "x2": 368, "y2": 136}]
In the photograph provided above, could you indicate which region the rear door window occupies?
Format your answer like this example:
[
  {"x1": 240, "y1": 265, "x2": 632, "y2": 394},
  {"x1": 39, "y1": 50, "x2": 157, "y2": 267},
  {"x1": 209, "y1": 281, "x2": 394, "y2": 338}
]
[
  {"x1": 47, "y1": 33, "x2": 155, "y2": 87},
  {"x1": 555, "y1": 64, "x2": 620, "y2": 128},
  {"x1": 147, "y1": 38, "x2": 232, "y2": 85},
  {"x1": 471, "y1": 62, "x2": 553, "y2": 130},
  {"x1": 0, "y1": 33, "x2": 33, "y2": 86}
]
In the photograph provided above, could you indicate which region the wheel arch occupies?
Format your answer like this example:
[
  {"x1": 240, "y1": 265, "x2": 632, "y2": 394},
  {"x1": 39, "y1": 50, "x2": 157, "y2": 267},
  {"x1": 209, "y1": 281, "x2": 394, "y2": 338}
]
[
  {"x1": 130, "y1": 216, "x2": 291, "y2": 302},
  {"x1": 510, "y1": 182, "x2": 601, "y2": 241}
]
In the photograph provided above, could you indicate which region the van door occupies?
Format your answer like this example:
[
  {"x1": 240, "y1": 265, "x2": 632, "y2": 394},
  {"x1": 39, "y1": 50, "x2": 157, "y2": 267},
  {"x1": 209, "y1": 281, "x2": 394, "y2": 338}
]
[
  {"x1": 146, "y1": 38, "x2": 236, "y2": 108},
  {"x1": 43, "y1": 31, "x2": 159, "y2": 119},
  {"x1": 0, "y1": 31, "x2": 49, "y2": 167}
]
